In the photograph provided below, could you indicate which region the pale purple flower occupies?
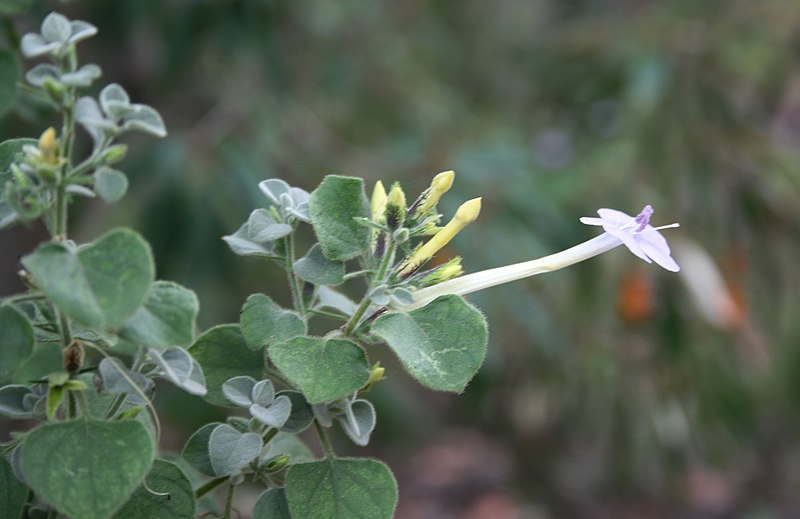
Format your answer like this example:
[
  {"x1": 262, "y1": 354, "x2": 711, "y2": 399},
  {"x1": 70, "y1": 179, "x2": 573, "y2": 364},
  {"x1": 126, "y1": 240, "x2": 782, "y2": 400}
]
[{"x1": 580, "y1": 205, "x2": 680, "y2": 272}]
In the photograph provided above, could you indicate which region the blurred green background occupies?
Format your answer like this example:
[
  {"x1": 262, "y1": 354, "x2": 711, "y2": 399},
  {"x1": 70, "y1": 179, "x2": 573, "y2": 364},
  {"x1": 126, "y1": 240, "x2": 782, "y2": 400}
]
[{"x1": 3, "y1": 0, "x2": 800, "y2": 517}]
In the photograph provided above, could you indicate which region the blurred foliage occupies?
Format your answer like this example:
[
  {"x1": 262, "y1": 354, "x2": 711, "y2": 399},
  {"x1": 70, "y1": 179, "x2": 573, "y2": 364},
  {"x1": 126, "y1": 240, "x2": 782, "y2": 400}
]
[{"x1": 3, "y1": 0, "x2": 800, "y2": 517}]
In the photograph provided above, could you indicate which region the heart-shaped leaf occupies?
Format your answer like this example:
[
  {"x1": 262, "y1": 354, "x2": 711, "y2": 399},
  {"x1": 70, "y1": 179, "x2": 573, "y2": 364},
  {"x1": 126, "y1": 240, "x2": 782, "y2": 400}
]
[
  {"x1": 208, "y1": 424, "x2": 263, "y2": 476},
  {"x1": 148, "y1": 347, "x2": 206, "y2": 396},
  {"x1": 250, "y1": 394, "x2": 291, "y2": 428},
  {"x1": 120, "y1": 281, "x2": 199, "y2": 349},
  {"x1": 94, "y1": 167, "x2": 129, "y2": 203},
  {"x1": 269, "y1": 337, "x2": 370, "y2": 404},
  {"x1": 371, "y1": 295, "x2": 488, "y2": 392},
  {"x1": 221, "y1": 376, "x2": 257, "y2": 407},
  {"x1": 277, "y1": 391, "x2": 314, "y2": 433},
  {"x1": 285, "y1": 458, "x2": 397, "y2": 519},
  {"x1": 309, "y1": 175, "x2": 370, "y2": 261},
  {"x1": 22, "y1": 228, "x2": 154, "y2": 330},
  {"x1": 240, "y1": 294, "x2": 306, "y2": 350},
  {"x1": 181, "y1": 423, "x2": 220, "y2": 477},
  {"x1": 293, "y1": 244, "x2": 345, "y2": 285},
  {"x1": 112, "y1": 459, "x2": 195, "y2": 519},
  {"x1": 0, "y1": 453, "x2": 27, "y2": 519},
  {"x1": 0, "y1": 305, "x2": 34, "y2": 380},
  {"x1": 337, "y1": 399, "x2": 376, "y2": 447},
  {"x1": 253, "y1": 488, "x2": 291, "y2": 519},
  {"x1": 21, "y1": 419, "x2": 154, "y2": 519},
  {"x1": 189, "y1": 325, "x2": 264, "y2": 406}
]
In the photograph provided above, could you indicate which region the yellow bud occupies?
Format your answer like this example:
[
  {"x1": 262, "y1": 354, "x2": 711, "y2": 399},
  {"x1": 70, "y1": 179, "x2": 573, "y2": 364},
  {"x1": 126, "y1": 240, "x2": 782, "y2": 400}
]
[
  {"x1": 411, "y1": 170, "x2": 456, "y2": 216},
  {"x1": 38, "y1": 127, "x2": 58, "y2": 165},
  {"x1": 387, "y1": 183, "x2": 406, "y2": 211},
  {"x1": 439, "y1": 262, "x2": 463, "y2": 280},
  {"x1": 385, "y1": 182, "x2": 407, "y2": 229},
  {"x1": 371, "y1": 181, "x2": 387, "y2": 223},
  {"x1": 362, "y1": 362, "x2": 386, "y2": 391},
  {"x1": 398, "y1": 197, "x2": 481, "y2": 277}
]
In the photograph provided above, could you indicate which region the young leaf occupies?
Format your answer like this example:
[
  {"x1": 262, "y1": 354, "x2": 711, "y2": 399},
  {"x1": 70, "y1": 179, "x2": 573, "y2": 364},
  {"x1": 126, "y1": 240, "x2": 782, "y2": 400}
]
[
  {"x1": 250, "y1": 394, "x2": 291, "y2": 428},
  {"x1": 309, "y1": 175, "x2": 370, "y2": 261},
  {"x1": 98, "y1": 358, "x2": 153, "y2": 406},
  {"x1": 0, "y1": 453, "x2": 27, "y2": 519},
  {"x1": 371, "y1": 295, "x2": 488, "y2": 393},
  {"x1": 0, "y1": 305, "x2": 34, "y2": 380},
  {"x1": 148, "y1": 347, "x2": 207, "y2": 396},
  {"x1": 293, "y1": 243, "x2": 345, "y2": 285},
  {"x1": 94, "y1": 167, "x2": 129, "y2": 203},
  {"x1": 285, "y1": 458, "x2": 397, "y2": 519},
  {"x1": 240, "y1": 294, "x2": 306, "y2": 350},
  {"x1": 21, "y1": 229, "x2": 154, "y2": 330},
  {"x1": 120, "y1": 281, "x2": 199, "y2": 349},
  {"x1": 337, "y1": 399, "x2": 376, "y2": 447},
  {"x1": 208, "y1": 424, "x2": 263, "y2": 476},
  {"x1": 188, "y1": 325, "x2": 264, "y2": 406},
  {"x1": 253, "y1": 488, "x2": 291, "y2": 519},
  {"x1": 112, "y1": 459, "x2": 195, "y2": 519},
  {"x1": 181, "y1": 423, "x2": 220, "y2": 477},
  {"x1": 21, "y1": 419, "x2": 154, "y2": 519},
  {"x1": 277, "y1": 390, "x2": 314, "y2": 433},
  {"x1": 269, "y1": 337, "x2": 370, "y2": 404},
  {"x1": 221, "y1": 376, "x2": 257, "y2": 407}
]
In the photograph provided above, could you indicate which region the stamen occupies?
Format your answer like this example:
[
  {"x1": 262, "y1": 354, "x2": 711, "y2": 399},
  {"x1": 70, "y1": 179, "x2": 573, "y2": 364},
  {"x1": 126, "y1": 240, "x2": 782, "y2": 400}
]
[
  {"x1": 634, "y1": 205, "x2": 654, "y2": 232},
  {"x1": 654, "y1": 223, "x2": 680, "y2": 231}
]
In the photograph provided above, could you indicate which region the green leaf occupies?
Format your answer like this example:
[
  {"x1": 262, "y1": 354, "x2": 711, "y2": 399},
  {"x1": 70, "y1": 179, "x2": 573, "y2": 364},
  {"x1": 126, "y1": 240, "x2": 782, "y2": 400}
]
[
  {"x1": 277, "y1": 390, "x2": 314, "y2": 433},
  {"x1": 240, "y1": 294, "x2": 306, "y2": 350},
  {"x1": 94, "y1": 167, "x2": 129, "y2": 203},
  {"x1": 0, "y1": 305, "x2": 34, "y2": 380},
  {"x1": 120, "y1": 281, "x2": 199, "y2": 349},
  {"x1": 0, "y1": 51, "x2": 18, "y2": 116},
  {"x1": 188, "y1": 325, "x2": 264, "y2": 406},
  {"x1": 112, "y1": 459, "x2": 195, "y2": 519},
  {"x1": 0, "y1": 138, "x2": 36, "y2": 180},
  {"x1": 21, "y1": 419, "x2": 154, "y2": 519},
  {"x1": 269, "y1": 337, "x2": 369, "y2": 404},
  {"x1": 181, "y1": 423, "x2": 220, "y2": 477},
  {"x1": 309, "y1": 175, "x2": 370, "y2": 261},
  {"x1": 253, "y1": 488, "x2": 291, "y2": 519},
  {"x1": 0, "y1": 0, "x2": 34, "y2": 14},
  {"x1": 371, "y1": 295, "x2": 488, "y2": 393},
  {"x1": 21, "y1": 228, "x2": 154, "y2": 330},
  {"x1": 285, "y1": 458, "x2": 397, "y2": 519},
  {"x1": 208, "y1": 424, "x2": 262, "y2": 476},
  {"x1": 0, "y1": 453, "x2": 27, "y2": 519},
  {"x1": 294, "y1": 243, "x2": 345, "y2": 285}
]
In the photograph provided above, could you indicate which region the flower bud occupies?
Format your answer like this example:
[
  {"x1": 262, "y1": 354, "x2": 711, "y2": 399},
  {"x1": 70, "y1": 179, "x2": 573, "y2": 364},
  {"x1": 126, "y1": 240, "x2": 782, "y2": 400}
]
[
  {"x1": 385, "y1": 183, "x2": 406, "y2": 230},
  {"x1": 42, "y1": 77, "x2": 65, "y2": 104},
  {"x1": 362, "y1": 362, "x2": 386, "y2": 391},
  {"x1": 409, "y1": 170, "x2": 455, "y2": 217},
  {"x1": 100, "y1": 144, "x2": 128, "y2": 165},
  {"x1": 38, "y1": 127, "x2": 59, "y2": 166},
  {"x1": 397, "y1": 197, "x2": 481, "y2": 278},
  {"x1": 370, "y1": 181, "x2": 387, "y2": 223}
]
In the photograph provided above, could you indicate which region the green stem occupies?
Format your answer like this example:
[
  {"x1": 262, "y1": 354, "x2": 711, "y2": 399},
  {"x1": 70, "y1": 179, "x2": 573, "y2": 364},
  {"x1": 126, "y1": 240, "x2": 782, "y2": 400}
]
[
  {"x1": 195, "y1": 476, "x2": 227, "y2": 499},
  {"x1": 263, "y1": 427, "x2": 279, "y2": 444},
  {"x1": 104, "y1": 393, "x2": 126, "y2": 419},
  {"x1": 343, "y1": 239, "x2": 396, "y2": 336},
  {"x1": 284, "y1": 233, "x2": 306, "y2": 316},
  {"x1": 223, "y1": 483, "x2": 236, "y2": 519},
  {"x1": 314, "y1": 420, "x2": 335, "y2": 459}
]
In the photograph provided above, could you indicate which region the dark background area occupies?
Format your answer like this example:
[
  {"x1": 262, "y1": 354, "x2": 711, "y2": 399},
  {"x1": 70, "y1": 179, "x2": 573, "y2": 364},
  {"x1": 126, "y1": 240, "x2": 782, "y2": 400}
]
[{"x1": 3, "y1": 1, "x2": 800, "y2": 518}]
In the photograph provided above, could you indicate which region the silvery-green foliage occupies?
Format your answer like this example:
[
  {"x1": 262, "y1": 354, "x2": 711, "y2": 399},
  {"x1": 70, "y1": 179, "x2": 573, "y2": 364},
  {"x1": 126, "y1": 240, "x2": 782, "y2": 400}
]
[{"x1": 20, "y1": 12, "x2": 96, "y2": 58}]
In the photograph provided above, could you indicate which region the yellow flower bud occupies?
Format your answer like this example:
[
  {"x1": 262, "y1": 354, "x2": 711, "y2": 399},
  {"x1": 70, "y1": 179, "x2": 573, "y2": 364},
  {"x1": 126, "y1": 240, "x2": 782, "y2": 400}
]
[
  {"x1": 410, "y1": 170, "x2": 455, "y2": 217},
  {"x1": 371, "y1": 181, "x2": 388, "y2": 223},
  {"x1": 385, "y1": 183, "x2": 407, "y2": 229},
  {"x1": 362, "y1": 362, "x2": 386, "y2": 391},
  {"x1": 38, "y1": 127, "x2": 58, "y2": 166},
  {"x1": 398, "y1": 197, "x2": 481, "y2": 277}
]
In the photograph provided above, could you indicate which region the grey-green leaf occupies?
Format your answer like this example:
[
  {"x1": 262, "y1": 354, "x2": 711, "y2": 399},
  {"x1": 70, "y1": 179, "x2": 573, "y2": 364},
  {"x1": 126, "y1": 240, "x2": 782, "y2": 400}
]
[
  {"x1": 240, "y1": 294, "x2": 306, "y2": 350},
  {"x1": 285, "y1": 458, "x2": 398, "y2": 519},
  {"x1": 250, "y1": 394, "x2": 291, "y2": 428},
  {"x1": 0, "y1": 452, "x2": 27, "y2": 519},
  {"x1": 221, "y1": 376, "x2": 257, "y2": 407},
  {"x1": 371, "y1": 295, "x2": 488, "y2": 393},
  {"x1": 0, "y1": 51, "x2": 19, "y2": 116},
  {"x1": 269, "y1": 337, "x2": 370, "y2": 404},
  {"x1": 21, "y1": 419, "x2": 154, "y2": 519},
  {"x1": 294, "y1": 243, "x2": 345, "y2": 285},
  {"x1": 112, "y1": 459, "x2": 195, "y2": 519},
  {"x1": 181, "y1": 423, "x2": 220, "y2": 477},
  {"x1": 253, "y1": 488, "x2": 291, "y2": 519},
  {"x1": 309, "y1": 175, "x2": 370, "y2": 261},
  {"x1": 94, "y1": 167, "x2": 128, "y2": 203},
  {"x1": 21, "y1": 228, "x2": 154, "y2": 330},
  {"x1": 189, "y1": 325, "x2": 264, "y2": 406},
  {"x1": 120, "y1": 281, "x2": 199, "y2": 348},
  {"x1": 337, "y1": 399, "x2": 376, "y2": 447},
  {"x1": 277, "y1": 390, "x2": 314, "y2": 433},
  {"x1": 0, "y1": 305, "x2": 34, "y2": 380},
  {"x1": 208, "y1": 424, "x2": 263, "y2": 476}
]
